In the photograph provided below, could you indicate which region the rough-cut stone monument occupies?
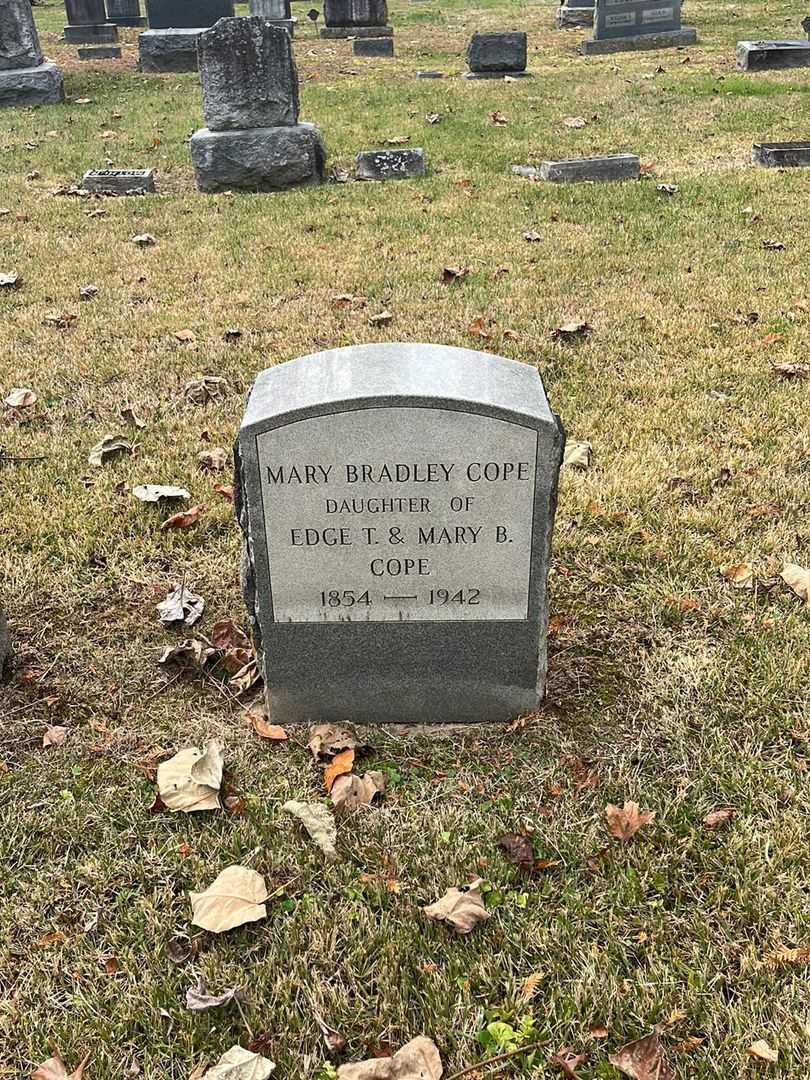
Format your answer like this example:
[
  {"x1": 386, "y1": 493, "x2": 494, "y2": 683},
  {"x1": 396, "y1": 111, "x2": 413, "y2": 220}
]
[
  {"x1": 234, "y1": 342, "x2": 565, "y2": 725},
  {"x1": 191, "y1": 18, "x2": 325, "y2": 193},
  {"x1": 139, "y1": 0, "x2": 233, "y2": 72},
  {"x1": 736, "y1": 40, "x2": 810, "y2": 70},
  {"x1": 249, "y1": 0, "x2": 294, "y2": 37},
  {"x1": 64, "y1": 0, "x2": 118, "y2": 43},
  {"x1": 0, "y1": 0, "x2": 64, "y2": 107},
  {"x1": 106, "y1": 0, "x2": 145, "y2": 26},
  {"x1": 463, "y1": 32, "x2": 530, "y2": 78},
  {"x1": 581, "y1": 0, "x2": 696, "y2": 54},
  {"x1": 320, "y1": 0, "x2": 392, "y2": 39}
]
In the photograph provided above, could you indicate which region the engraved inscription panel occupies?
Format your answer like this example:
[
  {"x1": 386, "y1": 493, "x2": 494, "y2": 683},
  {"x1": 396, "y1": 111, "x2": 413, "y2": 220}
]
[{"x1": 256, "y1": 407, "x2": 537, "y2": 623}]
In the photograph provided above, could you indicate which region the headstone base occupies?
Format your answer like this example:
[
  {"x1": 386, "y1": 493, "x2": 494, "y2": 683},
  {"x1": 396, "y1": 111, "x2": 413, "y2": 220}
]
[
  {"x1": 0, "y1": 62, "x2": 64, "y2": 107},
  {"x1": 138, "y1": 27, "x2": 203, "y2": 71},
  {"x1": 579, "y1": 26, "x2": 696, "y2": 54},
  {"x1": 190, "y1": 122, "x2": 326, "y2": 192},
  {"x1": 539, "y1": 153, "x2": 640, "y2": 182},
  {"x1": 64, "y1": 22, "x2": 118, "y2": 42},
  {"x1": 461, "y1": 69, "x2": 532, "y2": 78},
  {"x1": 736, "y1": 40, "x2": 810, "y2": 70},
  {"x1": 356, "y1": 147, "x2": 425, "y2": 179},
  {"x1": 78, "y1": 44, "x2": 122, "y2": 58},
  {"x1": 555, "y1": 4, "x2": 593, "y2": 27},
  {"x1": 319, "y1": 24, "x2": 392, "y2": 36},
  {"x1": 353, "y1": 36, "x2": 394, "y2": 55},
  {"x1": 753, "y1": 141, "x2": 810, "y2": 167}
]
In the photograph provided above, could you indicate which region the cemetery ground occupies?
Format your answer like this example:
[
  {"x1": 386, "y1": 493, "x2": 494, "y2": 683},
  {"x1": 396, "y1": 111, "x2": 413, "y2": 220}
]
[{"x1": 1, "y1": 0, "x2": 809, "y2": 1074}]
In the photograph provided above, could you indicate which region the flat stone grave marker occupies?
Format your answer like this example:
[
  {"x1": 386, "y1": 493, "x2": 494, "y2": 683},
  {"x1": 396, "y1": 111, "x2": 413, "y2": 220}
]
[
  {"x1": 353, "y1": 35, "x2": 393, "y2": 56},
  {"x1": 78, "y1": 43, "x2": 120, "y2": 56},
  {"x1": 0, "y1": 0, "x2": 64, "y2": 106},
  {"x1": 82, "y1": 167, "x2": 156, "y2": 192},
  {"x1": 581, "y1": 0, "x2": 696, "y2": 54},
  {"x1": 736, "y1": 40, "x2": 810, "y2": 70},
  {"x1": 463, "y1": 31, "x2": 530, "y2": 78},
  {"x1": 234, "y1": 342, "x2": 565, "y2": 724},
  {"x1": 356, "y1": 147, "x2": 425, "y2": 179},
  {"x1": 753, "y1": 141, "x2": 810, "y2": 167},
  {"x1": 539, "y1": 153, "x2": 640, "y2": 182}
]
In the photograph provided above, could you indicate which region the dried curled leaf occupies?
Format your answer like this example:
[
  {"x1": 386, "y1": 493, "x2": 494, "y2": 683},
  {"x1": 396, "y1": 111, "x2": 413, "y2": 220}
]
[
  {"x1": 32, "y1": 1053, "x2": 90, "y2": 1080},
  {"x1": 324, "y1": 748, "x2": 355, "y2": 791},
  {"x1": 757, "y1": 944, "x2": 810, "y2": 970},
  {"x1": 605, "y1": 801, "x2": 655, "y2": 841},
  {"x1": 703, "y1": 807, "x2": 734, "y2": 829},
  {"x1": 185, "y1": 979, "x2": 241, "y2": 1011},
  {"x1": 190, "y1": 865, "x2": 269, "y2": 934},
  {"x1": 161, "y1": 504, "x2": 204, "y2": 530},
  {"x1": 498, "y1": 832, "x2": 535, "y2": 873},
  {"x1": 609, "y1": 1029, "x2": 673, "y2": 1080},
  {"x1": 206, "y1": 1045, "x2": 275, "y2": 1079},
  {"x1": 156, "y1": 740, "x2": 223, "y2": 813},
  {"x1": 423, "y1": 879, "x2": 490, "y2": 934},
  {"x1": 283, "y1": 800, "x2": 337, "y2": 857},
  {"x1": 563, "y1": 441, "x2": 592, "y2": 470},
  {"x1": 552, "y1": 319, "x2": 592, "y2": 340},
  {"x1": 331, "y1": 770, "x2": 385, "y2": 812},
  {"x1": 132, "y1": 484, "x2": 190, "y2": 503},
  {"x1": 88, "y1": 435, "x2": 132, "y2": 467},
  {"x1": 157, "y1": 584, "x2": 205, "y2": 627},
  {"x1": 42, "y1": 725, "x2": 68, "y2": 748},
  {"x1": 199, "y1": 447, "x2": 228, "y2": 472},
  {"x1": 721, "y1": 562, "x2": 755, "y2": 589},
  {"x1": 184, "y1": 374, "x2": 228, "y2": 405},
  {"x1": 780, "y1": 563, "x2": 810, "y2": 606},
  {"x1": 308, "y1": 723, "x2": 358, "y2": 762},
  {"x1": 158, "y1": 638, "x2": 216, "y2": 673},
  {"x1": 337, "y1": 1037, "x2": 441, "y2": 1080},
  {"x1": 4, "y1": 386, "x2": 36, "y2": 408},
  {"x1": 248, "y1": 706, "x2": 287, "y2": 742},
  {"x1": 747, "y1": 1040, "x2": 778, "y2": 1064}
]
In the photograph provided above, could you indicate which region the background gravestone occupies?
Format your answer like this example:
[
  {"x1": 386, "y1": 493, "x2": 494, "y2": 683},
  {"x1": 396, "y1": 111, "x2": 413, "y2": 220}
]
[
  {"x1": 463, "y1": 31, "x2": 529, "y2": 78},
  {"x1": 64, "y1": 0, "x2": 117, "y2": 43},
  {"x1": 0, "y1": 0, "x2": 64, "y2": 105},
  {"x1": 234, "y1": 342, "x2": 565, "y2": 725},
  {"x1": 139, "y1": 0, "x2": 233, "y2": 71},
  {"x1": 581, "y1": 0, "x2": 696, "y2": 52},
  {"x1": 145, "y1": 0, "x2": 232, "y2": 28},
  {"x1": 249, "y1": 0, "x2": 294, "y2": 36},
  {"x1": 105, "y1": 0, "x2": 146, "y2": 26},
  {"x1": 321, "y1": 0, "x2": 391, "y2": 38}
]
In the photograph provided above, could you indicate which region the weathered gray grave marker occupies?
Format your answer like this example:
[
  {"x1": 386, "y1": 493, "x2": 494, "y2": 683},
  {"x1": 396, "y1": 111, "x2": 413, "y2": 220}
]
[
  {"x1": 190, "y1": 17, "x2": 325, "y2": 192},
  {"x1": 463, "y1": 31, "x2": 530, "y2": 78},
  {"x1": 353, "y1": 35, "x2": 393, "y2": 55},
  {"x1": 105, "y1": 0, "x2": 145, "y2": 27},
  {"x1": 581, "y1": 0, "x2": 696, "y2": 54},
  {"x1": 736, "y1": 40, "x2": 810, "y2": 70},
  {"x1": 0, "y1": 0, "x2": 64, "y2": 107},
  {"x1": 139, "y1": 0, "x2": 233, "y2": 71},
  {"x1": 320, "y1": 0, "x2": 392, "y2": 38},
  {"x1": 556, "y1": 0, "x2": 593, "y2": 30},
  {"x1": 78, "y1": 43, "x2": 120, "y2": 56},
  {"x1": 539, "y1": 153, "x2": 640, "y2": 181},
  {"x1": 64, "y1": 0, "x2": 118, "y2": 43},
  {"x1": 234, "y1": 343, "x2": 565, "y2": 725},
  {"x1": 356, "y1": 147, "x2": 424, "y2": 178},
  {"x1": 249, "y1": 0, "x2": 294, "y2": 38},
  {"x1": 81, "y1": 167, "x2": 156, "y2": 192},
  {"x1": 753, "y1": 141, "x2": 810, "y2": 167}
]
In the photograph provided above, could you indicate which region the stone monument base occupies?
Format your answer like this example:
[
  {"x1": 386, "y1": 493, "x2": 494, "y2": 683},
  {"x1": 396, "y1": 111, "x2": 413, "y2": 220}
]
[
  {"x1": 319, "y1": 24, "x2": 392, "y2": 37},
  {"x1": 461, "y1": 69, "x2": 532, "y2": 78},
  {"x1": 555, "y1": 4, "x2": 593, "y2": 27},
  {"x1": 138, "y1": 27, "x2": 204, "y2": 71},
  {"x1": 579, "y1": 26, "x2": 696, "y2": 54},
  {"x1": 190, "y1": 122, "x2": 326, "y2": 192},
  {"x1": 64, "y1": 22, "x2": 118, "y2": 43},
  {"x1": 736, "y1": 40, "x2": 810, "y2": 70},
  {"x1": 0, "y1": 62, "x2": 64, "y2": 107}
]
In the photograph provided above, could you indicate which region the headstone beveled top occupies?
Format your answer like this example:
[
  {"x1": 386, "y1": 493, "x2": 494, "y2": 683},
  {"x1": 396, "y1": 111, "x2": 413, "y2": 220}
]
[
  {"x1": 145, "y1": 0, "x2": 233, "y2": 29},
  {"x1": 198, "y1": 17, "x2": 299, "y2": 131},
  {"x1": 235, "y1": 342, "x2": 565, "y2": 725},
  {"x1": 0, "y1": 0, "x2": 44, "y2": 71}
]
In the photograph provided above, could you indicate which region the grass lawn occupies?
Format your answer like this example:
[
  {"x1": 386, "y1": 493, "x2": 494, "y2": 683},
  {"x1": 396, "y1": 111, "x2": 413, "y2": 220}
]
[{"x1": 1, "y1": 0, "x2": 809, "y2": 1075}]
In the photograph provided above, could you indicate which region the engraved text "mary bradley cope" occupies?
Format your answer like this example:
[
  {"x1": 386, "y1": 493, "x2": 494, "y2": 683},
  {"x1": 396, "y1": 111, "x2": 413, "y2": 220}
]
[{"x1": 265, "y1": 461, "x2": 531, "y2": 484}]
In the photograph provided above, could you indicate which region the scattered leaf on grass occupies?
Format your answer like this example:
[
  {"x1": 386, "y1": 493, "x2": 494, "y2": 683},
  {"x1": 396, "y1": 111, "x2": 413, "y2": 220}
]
[
  {"x1": 4, "y1": 387, "x2": 36, "y2": 408},
  {"x1": 174, "y1": 329, "x2": 196, "y2": 343},
  {"x1": 198, "y1": 448, "x2": 227, "y2": 472},
  {"x1": 442, "y1": 265, "x2": 468, "y2": 283},
  {"x1": 158, "y1": 638, "x2": 216, "y2": 672},
  {"x1": 120, "y1": 403, "x2": 145, "y2": 428},
  {"x1": 331, "y1": 770, "x2": 385, "y2": 812},
  {"x1": 609, "y1": 1030, "x2": 673, "y2": 1080},
  {"x1": 248, "y1": 706, "x2": 287, "y2": 742},
  {"x1": 771, "y1": 362, "x2": 809, "y2": 379},
  {"x1": 156, "y1": 740, "x2": 224, "y2": 812},
  {"x1": 157, "y1": 584, "x2": 205, "y2": 627},
  {"x1": 185, "y1": 980, "x2": 241, "y2": 1012},
  {"x1": 0, "y1": 271, "x2": 20, "y2": 288},
  {"x1": 283, "y1": 800, "x2": 337, "y2": 857},
  {"x1": 88, "y1": 435, "x2": 132, "y2": 467},
  {"x1": 132, "y1": 233, "x2": 155, "y2": 246},
  {"x1": 523, "y1": 230, "x2": 542, "y2": 242},
  {"x1": 552, "y1": 1048, "x2": 587, "y2": 1078},
  {"x1": 589, "y1": 1023, "x2": 609, "y2": 1039},
  {"x1": 79, "y1": 284, "x2": 98, "y2": 299},
  {"x1": 490, "y1": 111, "x2": 509, "y2": 125},
  {"x1": 337, "y1": 1037, "x2": 441, "y2": 1080},
  {"x1": 674, "y1": 1036, "x2": 704, "y2": 1053},
  {"x1": 323, "y1": 748, "x2": 355, "y2": 791},
  {"x1": 780, "y1": 563, "x2": 810, "y2": 606},
  {"x1": 563, "y1": 115, "x2": 587, "y2": 128},
  {"x1": 32, "y1": 1053, "x2": 90, "y2": 1080},
  {"x1": 498, "y1": 832, "x2": 535, "y2": 873},
  {"x1": 166, "y1": 932, "x2": 194, "y2": 964},
  {"x1": 385, "y1": 135, "x2": 410, "y2": 145},
  {"x1": 161, "y1": 504, "x2": 204, "y2": 530},
  {"x1": 552, "y1": 320, "x2": 591, "y2": 340},
  {"x1": 184, "y1": 375, "x2": 228, "y2": 404},
  {"x1": 605, "y1": 801, "x2": 655, "y2": 841},
  {"x1": 703, "y1": 807, "x2": 734, "y2": 829},
  {"x1": 308, "y1": 723, "x2": 358, "y2": 761},
  {"x1": 563, "y1": 441, "x2": 592, "y2": 470},
  {"x1": 132, "y1": 484, "x2": 190, "y2": 503},
  {"x1": 368, "y1": 310, "x2": 393, "y2": 326},
  {"x1": 423, "y1": 879, "x2": 490, "y2": 934},
  {"x1": 190, "y1": 866, "x2": 269, "y2": 934},
  {"x1": 721, "y1": 562, "x2": 754, "y2": 589},
  {"x1": 42, "y1": 725, "x2": 67, "y2": 748},
  {"x1": 467, "y1": 316, "x2": 491, "y2": 339},
  {"x1": 205, "y1": 1045, "x2": 275, "y2": 1079},
  {"x1": 747, "y1": 1041, "x2": 778, "y2": 1064},
  {"x1": 757, "y1": 944, "x2": 810, "y2": 969},
  {"x1": 520, "y1": 973, "x2": 542, "y2": 1001}
]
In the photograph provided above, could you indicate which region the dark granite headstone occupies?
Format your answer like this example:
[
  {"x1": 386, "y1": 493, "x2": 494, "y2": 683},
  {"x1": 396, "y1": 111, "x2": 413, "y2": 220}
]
[
  {"x1": 539, "y1": 153, "x2": 640, "y2": 181},
  {"x1": 581, "y1": 0, "x2": 696, "y2": 53},
  {"x1": 139, "y1": 26, "x2": 200, "y2": 69},
  {"x1": 752, "y1": 141, "x2": 810, "y2": 167},
  {"x1": 352, "y1": 35, "x2": 393, "y2": 55},
  {"x1": 736, "y1": 40, "x2": 810, "y2": 70},
  {"x1": 249, "y1": 0, "x2": 290, "y2": 18},
  {"x1": 465, "y1": 31, "x2": 527, "y2": 73},
  {"x1": 198, "y1": 18, "x2": 299, "y2": 130},
  {"x1": 66, "y1": 0, "x2": 106, "y2": 22},
  {"x1": 106, "y1": 0, "x2": 146, "y2": 26},
  {"x1": 145, "y1": 0, "x2": 233, "y2": 29},
  {"x1": 324, "y1": 0, "x2": 386, "y2": 26},
  {"x1": 234, "y1": 343, "x2": 565, "y2": 725},
  {"x1": 356, "y1": 147, "x2": 424, "y2": 179}
]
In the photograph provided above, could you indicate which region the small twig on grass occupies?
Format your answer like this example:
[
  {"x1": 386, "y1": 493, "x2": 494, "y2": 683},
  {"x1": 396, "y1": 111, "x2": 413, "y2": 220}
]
[
  {"x1": 445, "y1": 1041, "x2": 546, "y2": 1080},
  {"x1": 233, "y1": 992, "x2": 254, "y2": 1042},
  {"x1": 0, "y1": 452, "x2": 47, "y2": 463}
]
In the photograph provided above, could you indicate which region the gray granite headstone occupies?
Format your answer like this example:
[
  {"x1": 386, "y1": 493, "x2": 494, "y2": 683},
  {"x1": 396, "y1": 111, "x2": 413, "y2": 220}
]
[
  {"x1": 198, "y1": 17, "x2": 299, "y2": 131},
  {"x1": 320, "y1": 0, "x2": 391, "y2": 36},
  {"x1": 145, "y1": 0, "x2": 233, "y2": 29},
  {"x1": 0, "y1": 0, "x2": 43, "y2": 70},
  {"x1": 66, "y1": 0, "x2": 106, "y2": 23},
  {"x1": 356, "y1": 147, "x2": 424, "y2": 179},
  {"x1": 752, "y1": 140, "x2": 810, "y2": 167},
  {"x1": 249, "y1": 0, "x2": 290, "y2": 19},
  {"x1": 736, "y1": 40, "x2": 810, "y2": 70},
  {"x1": 353, "y1": 35, "x2": 393, "y2": 55},
  {"x1": 581, "y1": 0, "x2": 696, "y2": 53},
  {"x1": 234, "y1": 342, "x2": 565, "y2": 725},
  {"x1": 106, "y1": 0, "x2": 145, "y2": 26},
  {"x1": 465, "y1": 31, "x2": 527, "y2": 73},
  {"x1": 540, "y1": 153, "x2": 640, "y2": 181}
]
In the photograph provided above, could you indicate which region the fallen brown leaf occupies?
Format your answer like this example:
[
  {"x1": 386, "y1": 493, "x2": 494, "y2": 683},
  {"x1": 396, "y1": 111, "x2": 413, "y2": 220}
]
[
  {"x1": 368, "y1": 310, "x2": 393, "y2": 326},
  {"x1": 308, "y1": 723, "x2": 358, "y2": 761},
  {"x1": 42, "y1": 725, "x2": 67, "y2": 748},
  {"x1": 703, "y1": 807, "x2": 734, "y2": 829},
  {"x1": 757, "y1": 944, "x2": 810, "y2": 970},
  {"x1": 771, "y1": 361, "x2": 809, "y2": 379},
  {"x1": 337, "y1": 1036, "x2": 441, "y2": 1079},
  {"x1": 442, "y1": 265, "x2": 469, "y2": 283},
  {"x1": 331, "y1": 770, "x2": 385, "y2": 812},
  {"x1": 552, "y1": 319, "x2": 591, "y2": 340},
  {"x1": 490, "y1": 111, "x2": 509, "y2": 125},
  {"x1": 467, "y1": 316, "x2": 491, "y2": 339},
  {"x1": 4, "y1": 386, "x2": 36, "y2": 408},
  {"x1": 552, "y1": 1048, "x2": 587, "y2": 1078},
  {"x1": 323, "y1": 748, "x2": 356, "y2": 791},
  {"x1": 720, "y1": 562, "x2": 754, "y2": 589},
  {"x1": 747, "y1": 1040, "x2": 778, "y2": 1064},
  {"x1": 423, "y1": 879, "x2": 490, "y2": 934},
  {"x1": 609, "y1": 1029, "x2": 673, "y2": 1080},
  {"x1": 248, "y1": 707, "x2": 288, "y2": 742},
  {"x1": 174, "y1": 329, "x2": 196, "y2": 343},
  {"x1": 161, "y1": 504, "x2": 204, "y2": 530},
  {"x1": 780, "y1": 562, "x2": 810, "y2": 606},
  {"x1": 498, "y1": 832, "x2": 535, "y2": 873},
  {"x1": 32, "y1": 1053, "x2": 90, "y2": 1080},
  {"x1": 605, "y1": 801, "x2": 655, "y2": 842},
  {"x1": 189, "y1": 865, "x2": 268, "y2": 933}
]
